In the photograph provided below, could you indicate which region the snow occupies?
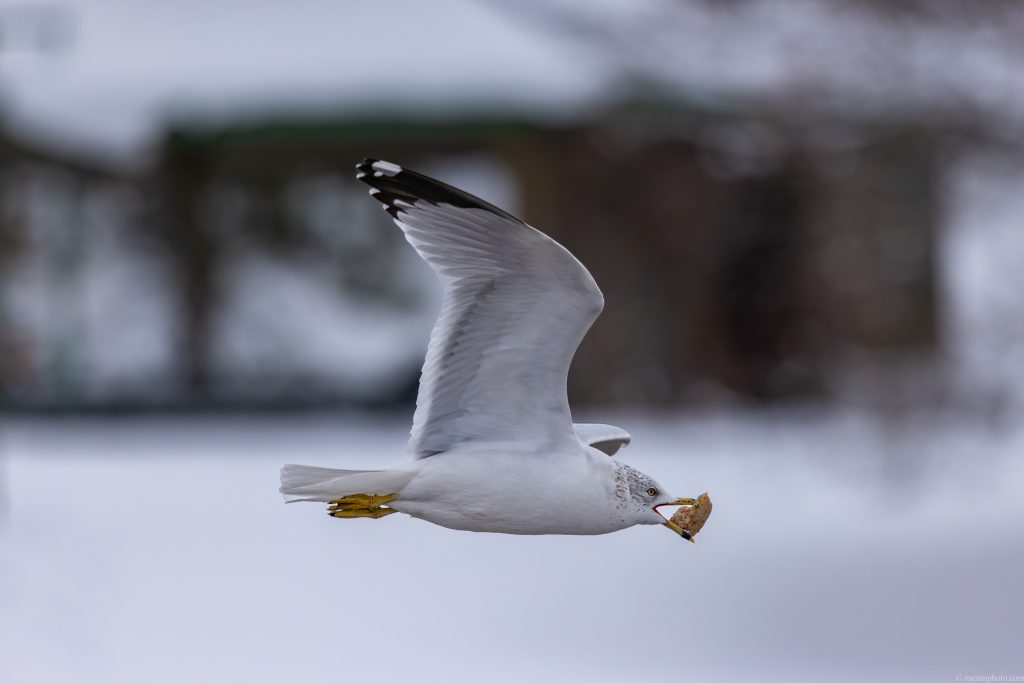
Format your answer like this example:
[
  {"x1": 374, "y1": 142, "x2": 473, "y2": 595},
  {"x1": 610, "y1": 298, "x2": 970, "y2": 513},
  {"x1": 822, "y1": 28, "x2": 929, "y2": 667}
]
[
  {"x1": 941, "y1": 151, "x2": 1024, "y2": 414},
  {"x1": 207, "y1": 249, "x2": 432, "y2": 401},
  {"x1": 4, "y1": 1, "x2": 1024, "y2": 168},
  {"x1": 541, "y1": 0, "x2": 1024, "y2": 129},
  {"x1": 2, "y1": 410, "x2": 1022, "y2": 682},
  {"x1": 0, "y1": 172, "x2": 179, "y2": 401},
  {"x1": 0, "y1": 0, "x2": 604, "y2": 167}
]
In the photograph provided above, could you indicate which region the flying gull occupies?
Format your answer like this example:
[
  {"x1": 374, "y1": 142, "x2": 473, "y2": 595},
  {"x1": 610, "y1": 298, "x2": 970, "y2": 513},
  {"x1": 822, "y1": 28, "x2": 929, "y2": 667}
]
[{"x1": 280, "y1": 158, "x2": 701, "y2": 540}]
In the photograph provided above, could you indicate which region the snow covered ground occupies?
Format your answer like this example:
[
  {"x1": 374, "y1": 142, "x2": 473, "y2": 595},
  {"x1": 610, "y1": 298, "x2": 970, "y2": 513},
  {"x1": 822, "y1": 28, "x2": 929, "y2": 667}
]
[{"x1": 2, "y1": 410, "x2": 1022, "y2": 683}]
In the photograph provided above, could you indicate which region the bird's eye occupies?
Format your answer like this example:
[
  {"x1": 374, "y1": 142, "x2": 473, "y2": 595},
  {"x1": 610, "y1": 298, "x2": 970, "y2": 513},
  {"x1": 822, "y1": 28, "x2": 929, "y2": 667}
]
[{"x1": 646, "y1": 487, "x2": 658, "y2": 497}]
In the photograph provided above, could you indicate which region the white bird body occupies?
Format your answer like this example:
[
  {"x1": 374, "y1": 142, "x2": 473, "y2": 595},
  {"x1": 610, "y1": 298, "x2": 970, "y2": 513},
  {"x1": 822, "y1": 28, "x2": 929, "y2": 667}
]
[
  {"x1": 282, "y1": 444, "x2": 661, "y2": 535},
  {"x1": 280, "y1": 159, "x2": 699, "y2": 540},
  {"x1": 390, "y1": 446, "x2": 627, "y2": 535}
]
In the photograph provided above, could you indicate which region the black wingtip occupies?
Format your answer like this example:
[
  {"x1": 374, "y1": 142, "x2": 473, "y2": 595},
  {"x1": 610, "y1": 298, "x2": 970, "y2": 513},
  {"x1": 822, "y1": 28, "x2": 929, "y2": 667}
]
[
  {"x1": 355, "y1": 158, "x2": 374, "y2": 178},
  {"x1": 356, "y1": 159, "x2": 420, "y2": 217},
  {"x1": 354, "y1": 158, "x2": 524, "y2": 225},
  {"x1": 356, "y1": 158, "x2": 402, "y2": 178}
]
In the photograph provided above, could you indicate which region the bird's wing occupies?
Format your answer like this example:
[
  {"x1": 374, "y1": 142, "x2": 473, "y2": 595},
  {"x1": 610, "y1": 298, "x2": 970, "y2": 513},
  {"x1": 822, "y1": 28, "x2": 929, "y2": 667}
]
[
  {"x1": 357, "y1": 159, "x2": 604, "y2": 458},
  {"x1": 573, "y1": 423, "x2": 631, "y2": 456}
]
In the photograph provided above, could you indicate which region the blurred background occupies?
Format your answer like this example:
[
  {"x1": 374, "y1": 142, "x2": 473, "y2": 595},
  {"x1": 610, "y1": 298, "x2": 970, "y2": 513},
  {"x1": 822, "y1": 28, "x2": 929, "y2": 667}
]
[{"x1": 1, "y1": 1, "x2": 1023, "y2": 681}]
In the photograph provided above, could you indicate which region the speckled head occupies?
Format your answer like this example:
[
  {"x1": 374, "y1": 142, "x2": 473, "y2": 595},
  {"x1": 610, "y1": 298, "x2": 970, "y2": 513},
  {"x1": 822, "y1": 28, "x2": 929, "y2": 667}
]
[{"x1": 613, "y1": 462, "x2": 695, "y2": 541}]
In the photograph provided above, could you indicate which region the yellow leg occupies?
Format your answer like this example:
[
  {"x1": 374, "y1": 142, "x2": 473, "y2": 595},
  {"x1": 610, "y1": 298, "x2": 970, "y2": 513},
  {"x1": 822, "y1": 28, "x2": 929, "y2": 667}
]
[
  {"x1": 329, "y1": 507, "x2": 397, "y2": 519},
  {"x1": 326, "y1": 493, "x2": 398, "y2": 519},
  {"x1": 328, "y1": 493, "x2": 397, "y2": 508}
]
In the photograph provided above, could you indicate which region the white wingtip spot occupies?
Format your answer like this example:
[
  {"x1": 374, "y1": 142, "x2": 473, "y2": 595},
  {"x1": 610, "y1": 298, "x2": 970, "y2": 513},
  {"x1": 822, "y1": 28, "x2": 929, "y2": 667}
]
[
  {"x1": 369, "y1": 188, "x2": 380, "y2": 196},
  {"x1": 356, "y1": 172, "x2": 367, "y2": 179},
  {"x1": 372, "y1": 160, "x2": 402, "y2": 177}
]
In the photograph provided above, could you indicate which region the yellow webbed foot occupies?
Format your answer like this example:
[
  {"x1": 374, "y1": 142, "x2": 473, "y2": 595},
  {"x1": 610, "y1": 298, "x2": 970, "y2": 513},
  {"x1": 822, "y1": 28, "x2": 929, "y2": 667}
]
[
  {"x1": 329, "y1": 507, "x2": 397, "y2": 519},
  {"x1": 326, "y1": 493, "x2": 398, "y2": 520},
  {"x1": 328, "y1": 493, "x2": 396, "y2": 508}
]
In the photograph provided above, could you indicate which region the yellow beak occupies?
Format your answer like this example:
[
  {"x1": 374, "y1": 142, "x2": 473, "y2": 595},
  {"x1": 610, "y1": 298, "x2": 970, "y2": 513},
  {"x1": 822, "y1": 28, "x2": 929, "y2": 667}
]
[
  {"x1": 656, "y1": 497, "x2": 698, "y2": 543},
  {"x1": 663, "y1": 519, "x2": 694, "y2": 542}
]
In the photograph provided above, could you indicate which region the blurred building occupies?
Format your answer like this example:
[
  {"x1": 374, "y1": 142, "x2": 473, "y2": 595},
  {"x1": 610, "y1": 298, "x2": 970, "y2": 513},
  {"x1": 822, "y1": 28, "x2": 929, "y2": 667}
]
[
  {"x1": 1, "y1": 96, "x2": 941, "y2": 410},
  {"x1": 2, "y1": 0, "x2": 1021, "y2": 412}
]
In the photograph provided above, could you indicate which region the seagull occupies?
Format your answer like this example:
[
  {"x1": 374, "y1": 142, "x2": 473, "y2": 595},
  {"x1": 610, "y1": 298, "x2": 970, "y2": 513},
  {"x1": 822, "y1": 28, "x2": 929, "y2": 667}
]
[{"x1": 280, "y1": 159, "x2": 702, "y2": 541}]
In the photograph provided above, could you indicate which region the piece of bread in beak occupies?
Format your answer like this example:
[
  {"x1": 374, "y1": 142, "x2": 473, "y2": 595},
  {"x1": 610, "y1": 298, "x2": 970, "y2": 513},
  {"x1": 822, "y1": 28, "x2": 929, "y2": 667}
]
[{"x1": 669, "y1": 492, "x2": 712, "y2": 536}]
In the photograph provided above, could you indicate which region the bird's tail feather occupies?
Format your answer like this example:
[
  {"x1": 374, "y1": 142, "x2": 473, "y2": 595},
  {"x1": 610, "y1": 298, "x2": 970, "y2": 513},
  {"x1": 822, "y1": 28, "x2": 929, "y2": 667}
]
[{"x1": 279, "y1": 464, "x2": 414, "y2": 503}]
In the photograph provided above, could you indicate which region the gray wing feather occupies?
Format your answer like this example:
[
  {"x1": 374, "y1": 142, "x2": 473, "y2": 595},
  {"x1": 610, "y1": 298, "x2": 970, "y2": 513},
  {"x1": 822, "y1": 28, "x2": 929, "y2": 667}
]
[{"x1": 357, "y1": 159, "x2": 604, "y2": 458}]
